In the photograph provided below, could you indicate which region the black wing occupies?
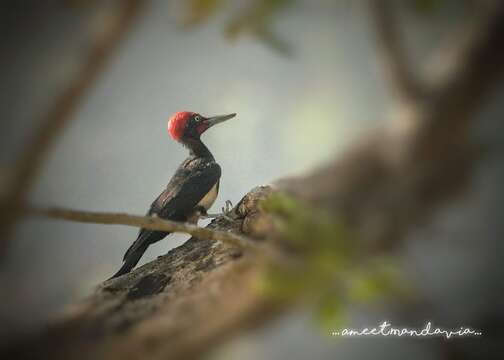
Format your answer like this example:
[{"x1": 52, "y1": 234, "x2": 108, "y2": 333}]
[
  {"x1": 122, "y1": 160, "x2": 221, "y2": 262},
  {"x1": 150, "y1": 160, "x2": 221, "y2": 219}
]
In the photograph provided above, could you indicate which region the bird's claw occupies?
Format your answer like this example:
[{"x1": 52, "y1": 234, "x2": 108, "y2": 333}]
[
  {"x1": 222, "y1": 200, "x2": 233, "y2": 214},
  {"x1": 220, "y1": 200, "x2": 234, "y2": 222},
  {"x1": 202, "y1": 200, "x2": 234, "y2": 222}
]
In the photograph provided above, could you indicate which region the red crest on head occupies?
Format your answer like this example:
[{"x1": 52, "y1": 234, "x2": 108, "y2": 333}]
[{"x1": 168, "y1": 111, "x2": 194, "y2": 141}]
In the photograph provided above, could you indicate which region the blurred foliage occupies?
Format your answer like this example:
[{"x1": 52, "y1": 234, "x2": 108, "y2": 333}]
[
  {"x1": 183, "y1": 0, "x2": 293, "y2": 55},
  {"x1": 62, "y1": 0, "x2": 474, "y2": 55},
  {"x1": 411, "y1": 0, "x2": 444, "y2": 13},
  {"x1": 408, "y1": 0, "x2": 476, "y2": 16},
  {"x1": 260, "y1": 192, "x2": 355, "y2": 254},
  {"x1": 224, "y1": 0, "x2": 293, "y2": 55},
  {"x1": 258, "y1": 193, "x2": 409, "y2": 330},
  {"x1": 183, "y1": 0, "x2": 225, "y2": 26},
  {"x1": 180, "y1": 0, "x2": 474, "y2": 56},
  {"x1": 315, "y1": 290, "x2": 346, "y2": 330},
  {"x1": 62, "y1": 0, "x2": 100, "y2": 9}
]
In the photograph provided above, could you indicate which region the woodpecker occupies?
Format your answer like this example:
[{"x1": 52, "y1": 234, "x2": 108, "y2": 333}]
[{"x1": 111, "y1": 111, "x2": 236, "y2": 278}]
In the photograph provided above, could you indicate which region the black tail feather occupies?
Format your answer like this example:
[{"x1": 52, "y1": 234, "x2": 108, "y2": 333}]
[
  {"x1": 109, "y1": 230, "x2": 168, "y2": 279},
  {"x1": 109, "y1": 242, "x2": 147, "y2": 279}
]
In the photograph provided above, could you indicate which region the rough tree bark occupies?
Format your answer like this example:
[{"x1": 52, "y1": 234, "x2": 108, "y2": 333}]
[{"x1": 3, "y1": 1, "x2": 504, "y2": 359}]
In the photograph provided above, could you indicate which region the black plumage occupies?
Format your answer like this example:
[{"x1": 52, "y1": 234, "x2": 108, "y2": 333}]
[{"x1": 111, "y1": 112, "x2": 235, "y2": 278}]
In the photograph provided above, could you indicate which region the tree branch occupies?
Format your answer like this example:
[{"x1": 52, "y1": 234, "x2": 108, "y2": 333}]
[
  {"x1": 0, "y1": 0, "x2": 145, "y2": 254},
  {"x1": 412, "y1": 0, "x2": 504, "y2": 158},
  {"x1": 369, "y1": 0, "x2": 423, "y2": 106},
  {"x1": 29, "y1": 206, "x2": 261, "y2": 252},
  {"x1": 4, "y1": 186, "x2": 278, "y2": 360}
]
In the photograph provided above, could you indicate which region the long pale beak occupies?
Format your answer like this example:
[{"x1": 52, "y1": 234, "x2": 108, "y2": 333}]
[{"x1": 205, "y1": 113, "x2": 236, "y2": 128}]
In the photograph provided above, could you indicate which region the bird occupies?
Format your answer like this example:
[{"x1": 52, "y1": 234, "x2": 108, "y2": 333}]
[{"x1": 111, "y1": 111, "x2": 236, "y2": 278}]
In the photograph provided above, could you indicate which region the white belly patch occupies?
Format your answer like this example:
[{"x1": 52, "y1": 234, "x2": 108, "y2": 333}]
[{"x1": 197, "y1": 183, "x2": 218, "y2": 210}]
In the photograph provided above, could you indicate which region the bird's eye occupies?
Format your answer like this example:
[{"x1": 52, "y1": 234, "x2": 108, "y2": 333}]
[{"x1": 194, "y1": 115, "x2": 201, "y2": 122}]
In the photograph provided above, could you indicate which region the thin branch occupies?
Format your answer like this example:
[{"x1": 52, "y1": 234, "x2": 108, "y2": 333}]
[
  {"x1": 0, "y1": 0, "x2": 145, "y2": 253},
  {"x1": 369, "y1": 0, "x2": 423, "y2": 106},
  {"x1": 29, "y1": 206, "x2": 261, "y2": 252}
]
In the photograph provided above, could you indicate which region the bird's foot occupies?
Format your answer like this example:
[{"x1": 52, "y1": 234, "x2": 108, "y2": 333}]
[
  {"x1": 203, "y1": 200, "x2": 234, "y2": 222},
  {"x1": 221, "y1": 200, "x2": 234, "y2": 221}
]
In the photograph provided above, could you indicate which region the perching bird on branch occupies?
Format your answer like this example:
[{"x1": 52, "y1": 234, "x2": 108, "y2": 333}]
[{"x1": 111, "y1": 111, "x2": 236, "y2": 278}]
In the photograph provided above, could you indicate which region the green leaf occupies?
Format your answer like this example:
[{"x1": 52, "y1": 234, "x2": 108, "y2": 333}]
[
  {"x1": 183, "y1": 0, "x2": 226, "y2": 27},
  {"x1": 314, "y1": 292, "x2": 346, "y2": 331}
]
